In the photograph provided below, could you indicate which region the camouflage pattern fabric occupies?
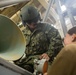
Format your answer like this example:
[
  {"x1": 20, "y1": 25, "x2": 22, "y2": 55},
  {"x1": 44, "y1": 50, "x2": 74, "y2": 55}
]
[{"x1": 14, "y1": 23, "x2": 63, "y2": 72}]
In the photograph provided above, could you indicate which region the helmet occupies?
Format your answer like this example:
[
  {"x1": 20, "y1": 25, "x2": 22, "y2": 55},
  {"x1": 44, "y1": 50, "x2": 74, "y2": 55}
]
[{"x1": 20, "y1": 5, "x2": 41, "y2": 25}]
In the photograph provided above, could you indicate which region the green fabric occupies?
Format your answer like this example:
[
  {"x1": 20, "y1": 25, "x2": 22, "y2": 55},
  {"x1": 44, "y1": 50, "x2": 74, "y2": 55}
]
[{"x1": 14, "y1": 23, "x2": 63, "y2": 70}]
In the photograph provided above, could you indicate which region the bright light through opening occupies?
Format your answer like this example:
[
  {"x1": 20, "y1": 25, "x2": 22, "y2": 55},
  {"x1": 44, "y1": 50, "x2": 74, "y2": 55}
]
[{"x1": 61, "y1": 5, "x2": 66, "y2": 12}]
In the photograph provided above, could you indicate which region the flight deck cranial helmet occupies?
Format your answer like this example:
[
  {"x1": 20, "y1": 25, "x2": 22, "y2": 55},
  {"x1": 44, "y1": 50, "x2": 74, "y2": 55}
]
[{"x1": 20, "y1": 5, "x2": 41, "y2": 26}]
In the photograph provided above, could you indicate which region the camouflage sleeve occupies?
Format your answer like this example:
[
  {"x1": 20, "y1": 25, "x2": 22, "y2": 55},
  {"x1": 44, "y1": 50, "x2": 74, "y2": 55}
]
[{"x1": 46, "y1": 25, "x2": 63, "y2": 62}]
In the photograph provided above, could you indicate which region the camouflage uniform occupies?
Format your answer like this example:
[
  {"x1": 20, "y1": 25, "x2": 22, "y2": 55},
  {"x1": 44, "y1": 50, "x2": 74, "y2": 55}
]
[{"x1": 14, "y1": 22, "x2": 63, "y2": 72}]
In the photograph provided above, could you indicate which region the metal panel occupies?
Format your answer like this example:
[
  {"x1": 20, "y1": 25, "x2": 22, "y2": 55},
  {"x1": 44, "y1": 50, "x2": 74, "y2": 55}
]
[
  {"x1": 0, "y1": 0, "x2": 30, "y2": 8},
  {"x1": 0, "y1": 58, "x2": 33, "y2": 75}
]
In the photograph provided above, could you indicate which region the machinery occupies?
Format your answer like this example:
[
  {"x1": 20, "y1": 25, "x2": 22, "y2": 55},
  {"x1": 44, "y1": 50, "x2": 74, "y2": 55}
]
[
  {"x1": 0, "y1": 14, "x2": 25, "y2": 61},
  {"x1": 0, "y1": 14, "x2": 30, "y2": 75},
  {"x1": 0, "y1": 14, "x2": 48, "y2": 75},
  {"x1": 34, "y1": 59, "x2": 48, "y2": 75}
]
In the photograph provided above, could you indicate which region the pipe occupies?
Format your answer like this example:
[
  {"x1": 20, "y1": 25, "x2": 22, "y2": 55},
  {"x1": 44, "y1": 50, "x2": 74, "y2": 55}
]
[
  {"x1": 0, "y1": 0, "x2": 30, "y2": 8},
  {"x1": 67, "y1": 8, "x2": 76, "y2": 26},
  {"x1": 55, "y1": 0, "x2": 67, "y2": 36},
  {"x1": 43, "y1": 0, "x2": 53, "y2": 22}
]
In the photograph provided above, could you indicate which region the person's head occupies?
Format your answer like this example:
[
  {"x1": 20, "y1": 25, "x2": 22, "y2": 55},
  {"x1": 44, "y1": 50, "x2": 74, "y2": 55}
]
[
  {"x1": 20, "y1": 5, "x2": 42, "y2": 30},
  {"x1": 64, "y1": 26, "x2": 76, "y2": 45}
]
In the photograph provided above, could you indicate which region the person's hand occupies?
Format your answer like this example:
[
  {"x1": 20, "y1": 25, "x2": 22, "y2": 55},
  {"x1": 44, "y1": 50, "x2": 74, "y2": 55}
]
[
  {"x1": 44, "y1": 72, "x2": 47, "y2": 75},
  {"x1": 39, "y1": 53, "x2": 50, "y2": 61}
]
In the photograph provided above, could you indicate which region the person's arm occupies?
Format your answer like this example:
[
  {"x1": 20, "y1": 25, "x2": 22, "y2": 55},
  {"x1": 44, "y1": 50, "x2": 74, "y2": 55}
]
[
  {"x1": 48, "y1": 46, "x2": 76, "y2": 75},
  {"x1": 46, "y1": 25, "x2": 63, "y2": 62},
  {"x1": 39, "y1": 25, "x2": 63, "y2": 62}
]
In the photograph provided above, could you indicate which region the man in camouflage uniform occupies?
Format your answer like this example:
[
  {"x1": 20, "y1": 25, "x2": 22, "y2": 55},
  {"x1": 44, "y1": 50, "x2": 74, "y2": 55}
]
[{"x1": 14, "y1": 5, "x2": 63, "y2": 73}]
